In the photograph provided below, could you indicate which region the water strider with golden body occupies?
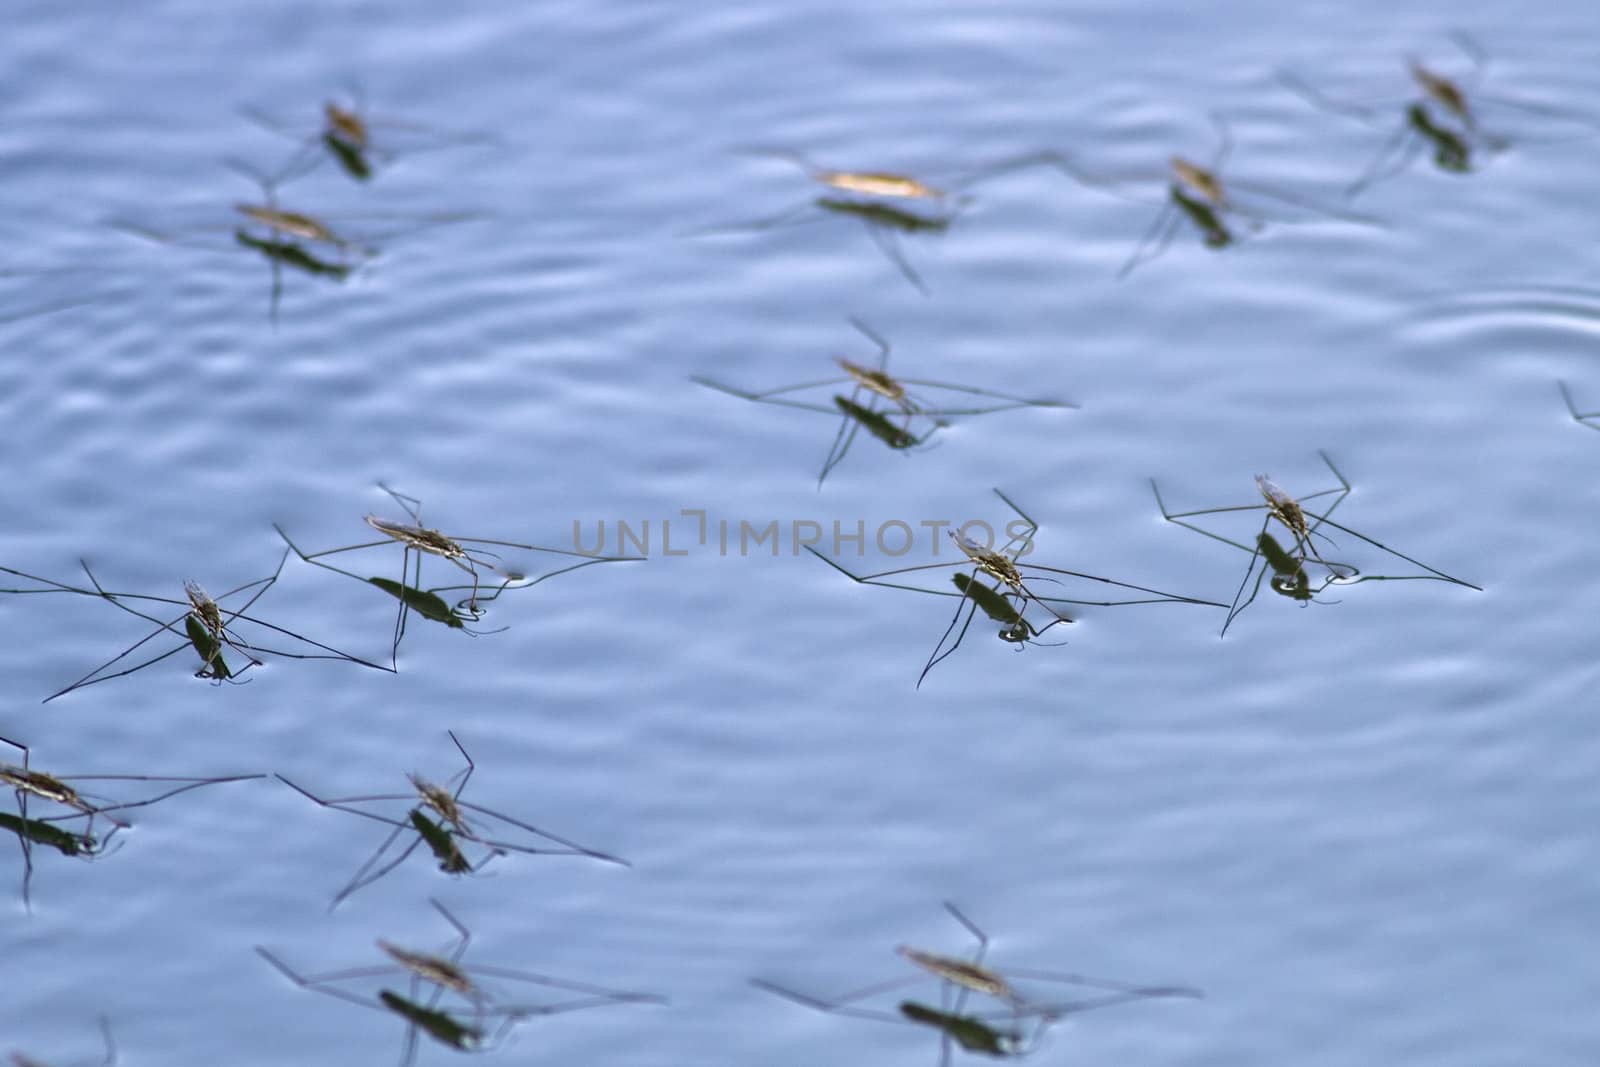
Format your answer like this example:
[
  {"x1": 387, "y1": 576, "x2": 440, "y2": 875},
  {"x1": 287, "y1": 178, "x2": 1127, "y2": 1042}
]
[
  {"x1": 233, "y1": 204, "x2": 348, "y2": 247},
  {"x1": 323, "y1": 102, "x2": 369, "y2": 149},
  {"x1": 1409, "y1": 60, "x2": 1475, "y2": 128},
  {"x1": 949, "y1": 531, "x2": 1027, "y2": 593},
  {"x1": 896, "y1": 945, "x2": 1017, "y2": 1002},
  {"x1": 836, "y1": 357, "x2": 912, "y2": 411},
  {"x1": 378, "y1": 940, "x2": 479, "y2": 999},
  {"x1": 0, "y1": 765, "x2": 93, "y2": 815},
  {"x1": 1170, "y1": 156, "x2": 1227, "y2": 207},
  {"x1": 364, "y1": 516, "x2": 471, "y2": 563},
  {"x1": 811, "y1": 168, "x2": 944, "y2": 200},
  {"x1": 1254, "y1": 474, "x2": 1312, "y2": 545},
  {"x1": 407, "y1": 772, "x2": 471, "y2": 835}
]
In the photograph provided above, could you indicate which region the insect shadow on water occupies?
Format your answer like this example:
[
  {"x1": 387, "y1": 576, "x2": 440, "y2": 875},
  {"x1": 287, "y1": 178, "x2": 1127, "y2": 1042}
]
[
  {"x1": 685, "y1": 146, "x2": 1025, "y2": 294},
  {"x1": 0, "y1": 548, "x2": 391, "y2": 704},
  {"x1": 752, "y1": 902, "x2": 1199, "y2": 1067},
  {"x1": 1559, "y1": 381, "x2": 1600, "y2": 433},
  {"x1": 10, "y1": 1016, "x2": 116, "y2": 1067},
  {"x1": 1151, "y1": 450, "x2": 1482, "y2": 636},
  {"x1": 256, "y1": 897, "x2": 662, "y2": 1067},
  {"x1": 241, "y1": 85, "x2": 495, "y2": 183},
  {"x1": 1, "y1": 735, "x2": 262, "y2": 910},
  {"x1": 1279, "y1": 31, "x2": 1600, "y2": 196},
  {"x1": 806, "y1": 489, "x2": 1227, "y2": 687},
  {"x1": 109, "y1": 156, "x2": 477, "y2": 323},
  {"x1": 275, "y1": 483, "x2": 642, "y2": 670},
  {"x1": 1003, "y1": 114, "x2": 1380, "y2": 277},
  {"x1": 275, "y1": 729, "x2": 627, "y2": 909},
  {"x1": 691, "y1": 318, "x2": 1073, "y2": 487}
]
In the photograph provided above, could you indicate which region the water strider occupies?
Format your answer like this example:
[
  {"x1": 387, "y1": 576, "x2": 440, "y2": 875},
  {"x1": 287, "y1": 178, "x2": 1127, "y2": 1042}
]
[
  {"x1": 1, "y1": 735, "x2": 261, "y2": 909},
  {"x1": 275, "y1": 482, "x2": 640, "y2": 668},
  {"x1": 693, "y1": 319, "x2": 1071, "y2": 487},
  {"x1": 753, "y1": 902, "x2": 1198, "y2": 1065},
  {"x1": 256, "y1": 898, "x2": 661, "y2": 1067},
  {"x1": 274, "y1": 730, "x2": 626, "y2": 909},
  {"x1": 688, "y1": 145, "x2": 1041, "y2": 292},
  {"x1": 1281, "y1": 32, "x2": 1600, "y2": 195},
  {"x1": 1152, "y1": 450, "x2": 1481, "y2": 636},
  {"x1": 805, "y1": 489, "x2": 1224, "y2": 687},
  {"x1": 111, "y1": 157, "x2": 475, "y2": 321},
  {"x1": 243, "y1": 89, "x2": 493, "y2": 182},
  {"x1": 999, "y1": 115, "x2": 1378, "y2": 276},
  {"x1": 0, "y1": 549, "x2": 390, "y2": 703}
]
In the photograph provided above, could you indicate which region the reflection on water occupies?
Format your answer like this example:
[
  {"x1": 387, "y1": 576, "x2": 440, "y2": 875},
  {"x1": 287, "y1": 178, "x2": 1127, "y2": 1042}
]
[{"x1": 3, "y1": 3, "x2": 1600, "y2": 1065}]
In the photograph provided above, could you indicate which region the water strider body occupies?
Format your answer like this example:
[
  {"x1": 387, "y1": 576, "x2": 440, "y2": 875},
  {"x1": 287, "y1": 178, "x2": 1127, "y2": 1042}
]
[
  {"x1": 811, "y1": 169, "x2": 944, "y2": 201},
  {"x1": 233, "y1": 203, "x2": 356, "y2": 249}
]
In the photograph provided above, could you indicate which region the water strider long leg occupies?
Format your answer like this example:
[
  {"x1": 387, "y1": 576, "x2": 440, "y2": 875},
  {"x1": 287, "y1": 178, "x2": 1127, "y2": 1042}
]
[
  {"x1": 1118, "y1": 199, "x2": 1180, "y2": 278},
  {"x1": 854, "y1": 220, "x2": 925, "y2": 295},
  {"x1": 918, "y1": 571, "x2": 988, "y2": 689},
  {"x1": 1298, "y1": 511, "x2": 1480, "y2": 588},
  {"x1": 1222, "y1": 517, "x2": 1276, "y2": 637},
  {"x1": 1560, "y1": 381, "x2": 1600, "y2": 430},
  {"x1": 1347, "y1": 121, "x2": 1426, "y2": 197}
]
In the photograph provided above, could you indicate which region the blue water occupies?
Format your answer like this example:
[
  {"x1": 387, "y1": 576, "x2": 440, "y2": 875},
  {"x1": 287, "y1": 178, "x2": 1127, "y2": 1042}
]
[{"x1": 3, "y1": 2, "x2": 1599, "y2": 1064}]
